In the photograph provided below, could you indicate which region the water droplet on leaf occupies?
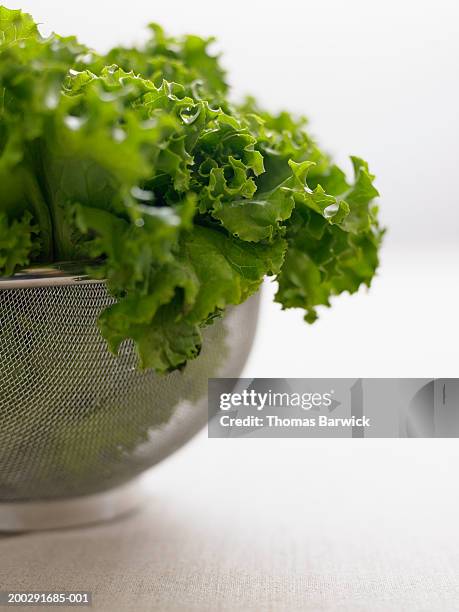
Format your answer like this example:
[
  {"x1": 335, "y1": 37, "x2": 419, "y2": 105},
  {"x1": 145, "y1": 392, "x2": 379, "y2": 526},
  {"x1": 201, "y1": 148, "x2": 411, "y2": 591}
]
[
  {"x1": 180, "y1": 105, "x2": 201, "y2": 125},
  {"x1": 64, "y1": 115, "x2": 86, "y2": 131},
  {"x1": 112, "y1": 127, "x2": 127, "y2": 143},
  {"x1": 324, "y1": 203, "x2": 339, "y2": 218}
]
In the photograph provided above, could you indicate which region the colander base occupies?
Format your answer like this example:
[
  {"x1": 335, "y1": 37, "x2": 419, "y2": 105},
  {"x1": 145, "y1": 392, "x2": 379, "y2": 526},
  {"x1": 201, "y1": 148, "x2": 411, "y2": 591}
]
[{"x1": 0, "y1": 475, "x2": 149, "y2": 532}]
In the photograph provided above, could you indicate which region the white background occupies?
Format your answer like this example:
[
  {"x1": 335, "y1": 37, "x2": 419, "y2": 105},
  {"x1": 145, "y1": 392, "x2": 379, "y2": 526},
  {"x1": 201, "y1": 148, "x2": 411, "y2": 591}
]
[{"x1": 3, "y1": 2, "x2": 459, "y2": 610}]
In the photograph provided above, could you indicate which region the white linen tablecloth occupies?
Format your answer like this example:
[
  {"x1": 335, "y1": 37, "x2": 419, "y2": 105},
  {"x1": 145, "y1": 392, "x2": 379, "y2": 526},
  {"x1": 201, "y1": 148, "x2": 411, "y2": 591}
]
[{"x1": 1, "y1": 437, "x2": 459, "y2": 612}]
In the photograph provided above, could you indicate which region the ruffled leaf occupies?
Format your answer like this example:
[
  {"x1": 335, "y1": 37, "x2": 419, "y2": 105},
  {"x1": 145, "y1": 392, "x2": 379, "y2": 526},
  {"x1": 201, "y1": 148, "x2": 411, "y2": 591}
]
[{"x1": 0, "y1": 7, "x2": 383, "y2": 372}]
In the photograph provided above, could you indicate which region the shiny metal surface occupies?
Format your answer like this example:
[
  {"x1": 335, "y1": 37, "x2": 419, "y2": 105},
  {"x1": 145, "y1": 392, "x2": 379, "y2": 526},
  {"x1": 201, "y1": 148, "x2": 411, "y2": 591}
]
[
  {"x1": 0, "y1": 272, "x2": 259, "y2": 527},
  {"x1": 0, "y1": 475, "x2": 150, "y2": 532},
  {"x1": 0, "y1": 263, "x2": 100, "y2": 289}
]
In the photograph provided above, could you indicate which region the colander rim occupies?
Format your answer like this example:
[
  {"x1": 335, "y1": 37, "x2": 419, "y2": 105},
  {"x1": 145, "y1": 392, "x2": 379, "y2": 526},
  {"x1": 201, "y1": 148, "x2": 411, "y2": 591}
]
[{"x1": 0, "y1": 262, "x2": 104, "y2": 290}]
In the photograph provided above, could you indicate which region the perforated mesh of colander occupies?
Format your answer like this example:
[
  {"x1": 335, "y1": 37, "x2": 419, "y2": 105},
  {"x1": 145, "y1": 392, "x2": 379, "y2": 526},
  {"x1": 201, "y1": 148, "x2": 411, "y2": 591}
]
[{"x1": 0, "y1": 281, "x2": 257, "y2": 502}]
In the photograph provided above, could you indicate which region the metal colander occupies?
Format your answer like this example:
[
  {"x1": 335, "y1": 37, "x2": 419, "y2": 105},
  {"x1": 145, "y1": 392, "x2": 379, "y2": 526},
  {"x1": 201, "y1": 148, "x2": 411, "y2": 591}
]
[{"x1": 0, "y1": 266, "x2": 259, "y2": 525}]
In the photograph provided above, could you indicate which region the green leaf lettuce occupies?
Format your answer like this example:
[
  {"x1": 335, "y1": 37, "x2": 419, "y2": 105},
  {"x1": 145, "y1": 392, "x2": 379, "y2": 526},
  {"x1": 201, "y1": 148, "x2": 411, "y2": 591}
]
[{"x1": 0, "y1": 7, "x2": 383, "y2": 372}]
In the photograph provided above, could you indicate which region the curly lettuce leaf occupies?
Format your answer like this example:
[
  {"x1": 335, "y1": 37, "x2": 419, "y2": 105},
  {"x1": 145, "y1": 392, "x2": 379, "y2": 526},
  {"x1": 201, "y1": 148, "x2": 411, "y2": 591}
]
[
  {"x1": 0, "y1": 6, "x2": 383, "y2": 373},
  {"x1": 0, "y1": 211, "x2": 38, "y2": 275},
  {"x1": 97, "y1": 224, "x2": 286, "y2": 371},
  {"x1": 275, "y1": 158, "x2": 382, "y2": 322},
  {"x1": 88, "y1": 22, "x2": 228, "y2": 104}
]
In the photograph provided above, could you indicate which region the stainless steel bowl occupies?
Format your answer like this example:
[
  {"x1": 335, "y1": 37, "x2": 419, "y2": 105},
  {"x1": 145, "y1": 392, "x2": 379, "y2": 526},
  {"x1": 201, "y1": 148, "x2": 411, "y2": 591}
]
[{"x1": 0, "y1": 266, "x2": 260, "y2": 530}]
